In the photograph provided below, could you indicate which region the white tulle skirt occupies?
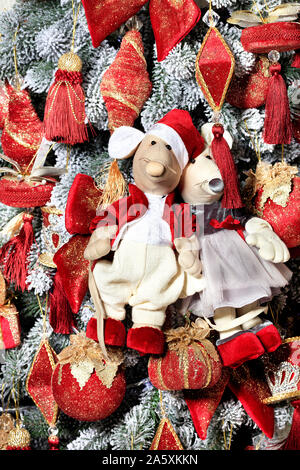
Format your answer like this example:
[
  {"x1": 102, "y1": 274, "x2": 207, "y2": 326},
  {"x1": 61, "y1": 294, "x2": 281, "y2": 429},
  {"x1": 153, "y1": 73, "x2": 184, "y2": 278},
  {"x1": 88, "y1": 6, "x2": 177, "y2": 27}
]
[{"x1": 185, "y1": 230, "x2": 292, "y2": 318}]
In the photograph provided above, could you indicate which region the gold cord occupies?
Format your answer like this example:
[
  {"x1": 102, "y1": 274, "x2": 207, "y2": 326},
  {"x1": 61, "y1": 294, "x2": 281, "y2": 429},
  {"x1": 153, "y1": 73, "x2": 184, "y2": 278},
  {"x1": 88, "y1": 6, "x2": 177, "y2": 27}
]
[
  {"x1": 71, "y1": 0, "x2": 81, "y2": 53},
  {"x1": 13, "y1": 24, "x2": 21, "y2": 90}
]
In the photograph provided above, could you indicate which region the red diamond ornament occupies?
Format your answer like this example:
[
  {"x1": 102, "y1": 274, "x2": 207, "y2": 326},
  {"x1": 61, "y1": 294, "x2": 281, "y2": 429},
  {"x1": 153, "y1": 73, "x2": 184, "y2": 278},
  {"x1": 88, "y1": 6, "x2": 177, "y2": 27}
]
[
  {"x1": 195, "y1": 27, "x2": 235, "y2": 111},
  {"x1": 26, "y1": 338, "x2": 59, "y2": 427}
]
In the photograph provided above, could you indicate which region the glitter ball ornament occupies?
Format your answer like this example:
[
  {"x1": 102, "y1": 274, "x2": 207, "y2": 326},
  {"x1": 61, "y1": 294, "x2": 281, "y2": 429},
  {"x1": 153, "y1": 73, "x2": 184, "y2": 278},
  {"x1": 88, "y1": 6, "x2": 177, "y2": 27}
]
[
  {"x1": 226, "y1": 56, "x2": 271, "y2": 109},
  {"x1": 6, "y1": 424, "x2": 31, "y2": 450},
  {"x1": 148, "y1": 320, "x2": 222, "y2": 391},
  {"x1": 100, "y1": 29, "x2": 152, "y2": 132},
  {"x1": 51, "y1": 333, "x2": 126, "y2": 421},
  {"x1": 244, "y1": 161, "x2": 300, "y2": 250}
]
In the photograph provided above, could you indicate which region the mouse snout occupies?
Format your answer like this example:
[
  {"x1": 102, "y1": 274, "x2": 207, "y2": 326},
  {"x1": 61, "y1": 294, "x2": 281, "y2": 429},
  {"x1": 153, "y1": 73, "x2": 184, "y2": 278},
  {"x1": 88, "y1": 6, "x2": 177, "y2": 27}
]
[
  {"x1": 145, "y1": 161, "x2": 166, "y2": 177},
  {"x1": 208, "y1": 178, "x2": 224, "y2": 193}
]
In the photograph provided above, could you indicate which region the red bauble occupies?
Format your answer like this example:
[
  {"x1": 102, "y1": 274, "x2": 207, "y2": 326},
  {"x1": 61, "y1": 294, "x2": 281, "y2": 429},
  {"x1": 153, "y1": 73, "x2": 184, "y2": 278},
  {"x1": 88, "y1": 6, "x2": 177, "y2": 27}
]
[
  {"x1": 226, "y1": 57, "x2": 271, "y2": 109},
  {"x1": 148, "y1": 321, "x2": 222, "y2": 391},
  {"x1": 150, "y1": 0, "x2": 201, "y2": 62},
  {"x1": 0, "y1": 83, "x2": 9, "y2": 130},
  {"x1": 51, "y1": 334, "x2": 126, "y2": 421},
  {"x1": 255, "y1": 177, "x2": 300, "y2": 249},
  {"x1": 293, "y1": 116, "x2": 300, "y2": 143}
]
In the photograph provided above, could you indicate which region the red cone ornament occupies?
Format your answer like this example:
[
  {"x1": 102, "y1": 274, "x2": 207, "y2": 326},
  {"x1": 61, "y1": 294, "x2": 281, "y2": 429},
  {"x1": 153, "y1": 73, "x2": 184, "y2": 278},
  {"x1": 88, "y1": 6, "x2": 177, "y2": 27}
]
[
  {"x1": 100, "y1": 29, "x2": 152, "y2": 132},
  {"x1": 0, "y1": 82, "x2": 9, "y2": 130},
  {"x1": 1, "y1": 84, "x2": 43, "y2": 172},
  {"x1": 44, "y1": 52, "x2": 89, "y2": 145}
]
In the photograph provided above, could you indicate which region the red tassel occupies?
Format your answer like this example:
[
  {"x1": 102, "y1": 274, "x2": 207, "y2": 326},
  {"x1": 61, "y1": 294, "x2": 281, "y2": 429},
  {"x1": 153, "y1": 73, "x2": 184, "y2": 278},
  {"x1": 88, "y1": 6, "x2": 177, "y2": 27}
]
[
  {"x1": 211, "y1": 124, "x2": 243, "y2": 209},
  {"x1": 48, "y1": 434, "x2": 59, "y2": 450},
  {"x1": 291, "y1": 50, "x2": 300, "y2": 68},
  {"x1": 282, "y1": 400, "x2": 300, "y2": 450},
  {"x1": 49, "y1": 272, "x2": 75, "y2": 334},
  {"x1": 0, "y1": 214, "x2": 34, "y2": 292},
  {"x1": 263, "y1": 63, "x2": 292, "y2": 145},
  {"x1": 44, "y1": 52, "x2": 89, "y2": 145}
]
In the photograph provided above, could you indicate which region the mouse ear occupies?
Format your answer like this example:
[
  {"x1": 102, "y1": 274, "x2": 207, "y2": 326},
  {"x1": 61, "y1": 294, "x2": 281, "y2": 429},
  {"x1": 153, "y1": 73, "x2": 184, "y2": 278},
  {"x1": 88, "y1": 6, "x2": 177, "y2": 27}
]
[{"x1": 108, "y1": 126, "x2": 145, "y2": 159}]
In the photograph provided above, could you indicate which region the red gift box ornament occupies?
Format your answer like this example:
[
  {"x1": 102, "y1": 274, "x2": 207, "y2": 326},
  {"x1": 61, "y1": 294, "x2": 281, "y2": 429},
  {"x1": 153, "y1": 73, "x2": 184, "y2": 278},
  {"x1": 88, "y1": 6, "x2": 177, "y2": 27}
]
[
  {"x1": 262, "y1": 337, "x2": 300, "y2": 450},
  {"x1": 228, "y1": 4, "x2": 300, "y2": 145},
  {"x1": 0, "y1": 270, "x2": 21, "y2": 350},
  {"x1": 148, "y1": 319, "x2": 222, "y2": 391},
  {"x1": 226, "y1": 56, "x2": 271, "y2": 109}
]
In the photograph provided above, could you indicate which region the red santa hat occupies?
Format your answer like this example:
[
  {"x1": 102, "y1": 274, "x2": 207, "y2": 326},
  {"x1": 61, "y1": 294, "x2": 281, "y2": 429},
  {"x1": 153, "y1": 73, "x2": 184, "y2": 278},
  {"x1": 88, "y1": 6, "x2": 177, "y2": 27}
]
[{"x1": 108, "y1": 109, "x2": 205, "y2": 171}]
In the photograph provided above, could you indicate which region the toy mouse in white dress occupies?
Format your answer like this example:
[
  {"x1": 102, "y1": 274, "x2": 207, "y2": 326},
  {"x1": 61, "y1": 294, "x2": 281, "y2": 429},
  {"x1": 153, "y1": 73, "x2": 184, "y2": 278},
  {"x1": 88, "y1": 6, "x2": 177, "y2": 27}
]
[{"x1": 178, "y1": 122, "x2": 292, "y2": 368}]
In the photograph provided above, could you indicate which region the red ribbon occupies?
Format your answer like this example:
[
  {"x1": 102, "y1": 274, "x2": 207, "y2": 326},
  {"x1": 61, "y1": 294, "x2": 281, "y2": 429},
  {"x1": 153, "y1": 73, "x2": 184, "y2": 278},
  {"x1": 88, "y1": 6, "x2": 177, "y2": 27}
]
[{"x1": 209, "y1": 215, "x2": 245, "y2": 240}]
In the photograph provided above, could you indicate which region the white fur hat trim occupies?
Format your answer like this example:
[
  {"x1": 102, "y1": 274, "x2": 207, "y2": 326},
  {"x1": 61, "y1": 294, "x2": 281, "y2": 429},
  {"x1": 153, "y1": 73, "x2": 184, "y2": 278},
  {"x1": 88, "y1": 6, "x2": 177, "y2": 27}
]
[{"x1": 108, "y1": 123, "x2": 188, "y2": 170}]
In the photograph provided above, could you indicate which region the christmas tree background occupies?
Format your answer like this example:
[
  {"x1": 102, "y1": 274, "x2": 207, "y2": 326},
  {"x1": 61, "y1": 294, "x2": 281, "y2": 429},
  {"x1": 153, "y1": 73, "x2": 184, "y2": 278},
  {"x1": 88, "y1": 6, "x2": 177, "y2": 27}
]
[{"x1": 0, "y1": 0, "x2": 299, "y2": 451}]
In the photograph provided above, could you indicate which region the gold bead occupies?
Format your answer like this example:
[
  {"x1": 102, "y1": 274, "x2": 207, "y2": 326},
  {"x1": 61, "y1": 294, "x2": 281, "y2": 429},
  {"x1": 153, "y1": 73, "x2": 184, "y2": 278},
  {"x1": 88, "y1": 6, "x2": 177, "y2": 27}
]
[
  {"x1": 7, "y1": 425, "x2": 31, "y2": 448},
  {"x1": 58, "y1": 52, "x2": 82, "y2": 72}
]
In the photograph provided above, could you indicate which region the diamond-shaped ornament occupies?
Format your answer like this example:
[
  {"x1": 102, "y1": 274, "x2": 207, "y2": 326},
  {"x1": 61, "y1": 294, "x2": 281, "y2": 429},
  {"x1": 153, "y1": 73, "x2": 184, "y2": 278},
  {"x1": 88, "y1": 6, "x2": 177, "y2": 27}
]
[
  {"x1": 195, "y1": 26, "x2": 235, "y2": 111},
  {"x1": 26, "y1": 338, "x2": 59, "y2": 427}
]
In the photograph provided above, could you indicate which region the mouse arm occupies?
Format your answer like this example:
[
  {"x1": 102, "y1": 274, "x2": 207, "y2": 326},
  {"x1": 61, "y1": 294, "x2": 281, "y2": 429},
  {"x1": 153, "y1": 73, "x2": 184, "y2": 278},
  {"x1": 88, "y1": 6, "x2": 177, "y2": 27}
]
[
  {"x1": 84, "y1": 225, "x2": 118, "y2": 260},
  {"x1": 245, "y1": 217, "x2": 290, "y2": 264},
  {"x1": 174, "y1": 234, "x2": 202, "y2": 278}
]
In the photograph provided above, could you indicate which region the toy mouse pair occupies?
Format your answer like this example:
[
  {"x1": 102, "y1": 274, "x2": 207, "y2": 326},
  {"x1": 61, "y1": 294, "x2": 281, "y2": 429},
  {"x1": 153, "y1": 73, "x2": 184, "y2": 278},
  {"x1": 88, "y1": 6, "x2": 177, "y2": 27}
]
[{"x1": 84, "y1": 109, "x2": 291, "y2": 368}]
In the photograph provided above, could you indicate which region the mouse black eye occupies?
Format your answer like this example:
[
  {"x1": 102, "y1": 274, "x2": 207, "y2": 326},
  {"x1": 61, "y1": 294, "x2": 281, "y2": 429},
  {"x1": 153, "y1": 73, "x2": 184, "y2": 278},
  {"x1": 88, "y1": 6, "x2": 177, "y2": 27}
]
[
  {"x1": 206, "y1": 155, "x2": 212, "y2": 160},
  {"x1": 165, "y1": 144, "x2": 172, "y2": 150},
  {"x1": 151, "y1": 140, "x2": 156, "y2": 145},
  {"x1": 190, "y1": 158, "x2": 196, "y2": 164}
]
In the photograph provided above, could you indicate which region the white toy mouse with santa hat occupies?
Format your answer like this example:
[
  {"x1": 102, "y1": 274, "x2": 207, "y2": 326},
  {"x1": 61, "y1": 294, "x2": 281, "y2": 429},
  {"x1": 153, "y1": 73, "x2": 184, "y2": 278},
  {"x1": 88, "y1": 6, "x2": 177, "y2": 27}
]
[
  {"x1": 179, "y1": 122, "x2": 292, "y2": 368},
  {"x1": 84, "y1": 109, "x2": 206, "y2": 356}
]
